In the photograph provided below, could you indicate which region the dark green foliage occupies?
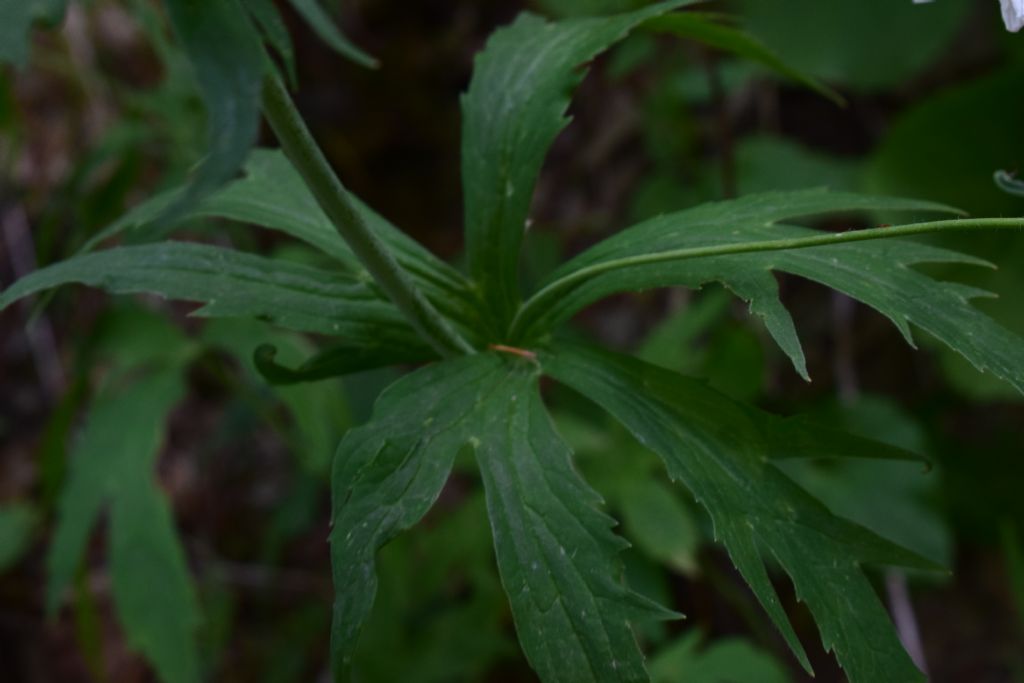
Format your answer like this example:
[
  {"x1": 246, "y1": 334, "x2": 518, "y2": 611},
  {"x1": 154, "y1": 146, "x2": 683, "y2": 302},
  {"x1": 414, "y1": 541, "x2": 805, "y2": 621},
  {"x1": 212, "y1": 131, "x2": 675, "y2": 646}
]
[
  {"x1": 3, "y1": 3, "x2": 1023, "y2": 683},
  {"x1": 162, "y1": 0, "x2": 264, "y2": 214},
  {"x1": 47, "y1": 369, "x2": 199, "y2": 683}
]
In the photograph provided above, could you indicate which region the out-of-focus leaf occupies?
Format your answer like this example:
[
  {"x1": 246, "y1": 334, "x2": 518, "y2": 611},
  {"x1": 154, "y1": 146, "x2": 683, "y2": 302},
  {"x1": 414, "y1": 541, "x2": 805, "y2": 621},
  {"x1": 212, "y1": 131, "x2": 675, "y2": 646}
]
[
  {"x1": 735, "y1": 0, "x2": 970, "y2": 90},
  {"x1": 867, "y1": 69, "x2": 1024, "y2": 217},
  {"x1": 534, "y1": 0, "x2": 653, "y2": 18},
  {"x1": 647, "y1": 13, "x2": 840, "y2": 103},
  {"x1": 46, "y1": 369, "x2": 200, "y2": 683},
  {"x1": 1002, "y1": 522, "x2": 1024, "y2": 628},
  {"x1": 779, "y1": 396, "x2": 952, "y2": 566},
  {"x1": 200, "y1": 318, "x2": 354, "y2": 473},
  {"x1": 164, "y1": 0, "x2": 264, "y2": 213},
  {"x1": 110, "y1": 480, "x2": 201, "y2": 683},
  {"x1": 461, "y1": 0, "x2": 696, "y2": 325},
  {"x1": 733, "y1": 136, "x2": 860, "y2": 195},
  {"x1": 651, "y1": 631, "x2": 792, "y2": 683},
  {"x1": 30, "y1": 0, "x2": 68, "y2": 24},
  {"x1": 354, "y1": 494, "x2": 513, "y2": 682},
  {"x1": 637, "y1": 288, "x2": 732, "y2": 373},
  {"x1": 286, "y1": 0, "x2": 376, "y2": 68},
  {"x1": 0, "y1": 2, "x2": 35, "y2": 66},
  {"x1": 91, "y1": 305, "x2": 197, "y2": 369},
  {"x1": 0, "y1": 502, "x2": 35, "y2": 572},
  {"x1": 542, "y1": 343, "x2": 941, "y2": 682},
  {"x1": 618, "y1": 479, "x2": 700, "y2": 575}
]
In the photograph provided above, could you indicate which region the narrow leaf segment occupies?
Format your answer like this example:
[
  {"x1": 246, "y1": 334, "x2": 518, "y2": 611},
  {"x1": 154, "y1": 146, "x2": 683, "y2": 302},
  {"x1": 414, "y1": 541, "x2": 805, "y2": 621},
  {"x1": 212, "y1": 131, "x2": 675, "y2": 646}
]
[
  {"x1": 541, "y1": 343, "x2": 940, "y2": 683},
  {"x1": 461, "y1": 0, "x2": 698, "y2": 327},
  {"x1": 0, "y1": 241, "x2": 425, "y2": 350},
  {"x1": 473, "y1": 362, "x2": 677, "y2": 682}
]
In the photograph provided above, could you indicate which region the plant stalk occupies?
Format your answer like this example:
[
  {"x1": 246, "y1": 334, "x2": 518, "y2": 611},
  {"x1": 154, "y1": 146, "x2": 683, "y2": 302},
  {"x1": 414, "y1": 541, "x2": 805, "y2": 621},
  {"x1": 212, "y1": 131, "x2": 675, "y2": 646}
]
[
  {"x1": 511, "y1": 217, "x2": 1024, "y2": 341},
  {"x1": 261, "y1": 74, "x2": 474, "y2": 357}
]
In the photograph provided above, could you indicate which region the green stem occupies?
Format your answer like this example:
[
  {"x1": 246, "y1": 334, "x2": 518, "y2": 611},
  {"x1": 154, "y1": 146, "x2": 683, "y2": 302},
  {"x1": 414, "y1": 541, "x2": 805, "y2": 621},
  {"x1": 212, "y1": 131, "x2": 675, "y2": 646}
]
[
  {"x1": 510, "y1": 217, "x2": 1024, "y2": 341},
  {"x1": 261, "y1": 74, "x2": 474, "y2": 357}
]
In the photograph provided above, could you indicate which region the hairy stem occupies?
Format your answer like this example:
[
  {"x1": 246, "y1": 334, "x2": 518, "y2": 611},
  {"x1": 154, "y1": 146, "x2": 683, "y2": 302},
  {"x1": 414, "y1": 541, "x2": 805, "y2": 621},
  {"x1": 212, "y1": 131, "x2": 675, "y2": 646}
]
[
  {"x1": 261, "y1": 74, "x2": 474, "y2": 357},
  {"x1": 511, "y1": 217, "x2": 1024, "y2": 341}
]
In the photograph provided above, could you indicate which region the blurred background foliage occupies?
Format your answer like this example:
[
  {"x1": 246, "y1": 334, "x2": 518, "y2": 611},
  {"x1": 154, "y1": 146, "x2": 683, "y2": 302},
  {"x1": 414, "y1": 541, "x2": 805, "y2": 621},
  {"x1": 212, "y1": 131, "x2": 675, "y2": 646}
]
[{"x1": 0, "y1": 0, "x2": 1022, "y2": 681}]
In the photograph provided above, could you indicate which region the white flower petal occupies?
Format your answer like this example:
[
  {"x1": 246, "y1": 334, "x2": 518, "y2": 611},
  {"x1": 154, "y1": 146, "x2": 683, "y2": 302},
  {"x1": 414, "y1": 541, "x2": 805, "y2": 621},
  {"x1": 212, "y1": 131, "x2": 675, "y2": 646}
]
[{"x1": 1002, "y1": 0, "x2": 1024, "y2": 32}]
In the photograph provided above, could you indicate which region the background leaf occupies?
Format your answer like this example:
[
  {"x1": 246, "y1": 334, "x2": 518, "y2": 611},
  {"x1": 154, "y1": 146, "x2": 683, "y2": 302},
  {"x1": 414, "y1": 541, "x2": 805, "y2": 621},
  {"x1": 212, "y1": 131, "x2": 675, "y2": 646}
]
[
  {"x1": 0, "y1": 1, "x2": 35, "y2": 67},
  {"x1": 286, "y1": 0, "x2": 376, "y2": 68},
  {"x1": 646, "y1": 13, "x2": 840, "y2": 104},
  {"x1": 650, "y1": 631, "x2": 792, "y2": 683},
  {"x1": 734, "y1": 0, "x2": 970, "y2": 90},
  {"x1": 46, "y1": 369, "x2": 200, "y2": 683},
  {"x1": 163, "y1": 0, "x2": 264, "y2": 214},
  {"x1": 0, "y1": 503, "x2": 36, "y2": 573}
]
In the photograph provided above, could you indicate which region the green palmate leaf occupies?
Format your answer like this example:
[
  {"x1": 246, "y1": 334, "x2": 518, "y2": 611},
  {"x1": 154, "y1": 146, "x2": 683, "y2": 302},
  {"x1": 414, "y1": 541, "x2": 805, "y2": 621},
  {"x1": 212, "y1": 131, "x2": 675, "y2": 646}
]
[
  {"x1": 82, "y1": 150, "x2": 483, "y2": 342},
  {"x1": 47, "y1": 369, "x2": 199, "y2": 683},
  {"x1": 645, "y1": 13, "x2": 841, "y2": 104},
  {"x1": 541, "y1": 343, "x2": 940, "y2": 683},
  {"x1": 330, "y1": 353, "x2": 666, "y2": 682},
  {"x1": 462, "y1": 0, "x2": 697, "y2": 326},
  {"x1": 164, "y1": 0, "x2": 264, "y2": 213},
  {"x1": 0, "y1": 241, "x2": 428, "y2": 355},
  {"x1": 472, "y1": 359, "x2": 677, "y2": 683},
  {"x1": 780, "y1": 396, "x2": 952, "y2": 565},
  {"x1": 516, "y1": 189, "x2": 1024, "y2": 393},
  {"x1": 286, "y1": 0, "x2": 377, "y2": 68}
]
